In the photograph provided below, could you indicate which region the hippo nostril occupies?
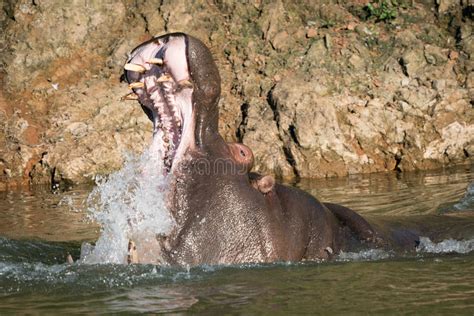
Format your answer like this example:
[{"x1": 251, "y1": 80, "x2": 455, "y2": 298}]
[{"x1": 240, "y1": 149, "x2": 246, "y2": 157}]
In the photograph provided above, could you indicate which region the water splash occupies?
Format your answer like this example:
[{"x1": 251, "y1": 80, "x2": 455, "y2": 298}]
[
  {"x1": 336, "y1": 236, "x2": 474, "y2": 262},
  {"x1": 81, "y1": 139, "x2": 175, "y2": 264},
  {"x1": 417, "y1": 237, "x2": 474, "y2": 254},
  {"x1": 452, "y1": 181, "x2": 474, "y2": 211},
  {"x1": 337, "y1": 249, "x2": 394, "y2": 262}
]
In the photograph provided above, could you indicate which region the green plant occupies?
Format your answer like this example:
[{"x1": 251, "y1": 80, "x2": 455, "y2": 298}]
[{"x1": 365, "y1": 0, "x2": 399, "y2": 22}]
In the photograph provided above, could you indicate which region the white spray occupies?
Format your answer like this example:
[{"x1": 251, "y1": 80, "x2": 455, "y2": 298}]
[{"x1": 81, "y1": 138, "x2": 175, "y2": 264}]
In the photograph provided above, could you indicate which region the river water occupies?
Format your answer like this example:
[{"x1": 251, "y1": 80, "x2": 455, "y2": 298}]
[{"x1": 0, "y1": 165, "x2": 473, "y2": 313}]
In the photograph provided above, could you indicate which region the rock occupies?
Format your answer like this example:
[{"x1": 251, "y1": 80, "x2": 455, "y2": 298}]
[
  {"x1": 424, "y1": 122, "x2": 474, "y2": 161},
  {"x1": 465, "y1": 143, "x2": 474, "y2": 157},
  {"x1": 259, "y1": 1, "x2": 287, "y2": 43},
  {"x1": 306, "y1": 39, "x2": 328, "y2": 63},
  {"x1": 271, "y1": 77, "x2": 370, "y2": 177},
  {"x1": 324, "y1": 34, "x2": 332, "y2": 50},
  {"x1": 271, "y1": 31, "x2": 290, "y2": 51},
  {"x1": 401, "y1": 78, "x2": 410, "y2": 87},
  {"x1": 241, "y1": 100, "x2": 293, "y2": 178},
  {"x1": 395, "y1": 29, "x2": 419, "y2": 47},
  {"x1": 462, "y1": 36, "x2": 474, "y2": 57},
  {"x1": 467, "y1": 72, "x2": 474, "y2": 89},
  {"x1": 349, "y1": 54, "x2": 365, "y2": 70},
  {"x1": 436, "y1": 0, "x2": 459, "y2": 14},
  {"x1": 432, "y1": 79, "x2": 446, "y2": 91},
  {"x1": 448, "y1": 50, "x2": 459, "y2": 60},
  {"x1": 66, "y1": 122, "x2": 88, "y2": 138},
  {"x1": 1, "y1": 1, "x2": 127, "y2": 91},
  {"x1": 0, "y1": 0, "x2": 472, "y2": 188},
  {"x1": 401, "y1": 49, "x2": 427, "y2": 77},
  {"x1": 319, "y1": 4, "x2": 354, "y2": 25},
  {"x1": 306, "y1": 28, "x2": 318, "y2": 38},
  {"x1": 424, "y1": 45, "x2": 448, "y2": 65},
  {"x1": 346, "y1": 22, "x2": 357, "y2": 31},
  {"x1": 355, "y1": 24, "x2": 372, "y2": 36}
]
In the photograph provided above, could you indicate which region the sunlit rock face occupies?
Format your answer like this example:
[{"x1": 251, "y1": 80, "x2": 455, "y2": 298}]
[{"x1": 0, "y1": 0, "x2": 473, "y2": 189}]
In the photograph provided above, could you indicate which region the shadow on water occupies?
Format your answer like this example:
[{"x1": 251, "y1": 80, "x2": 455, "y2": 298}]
[{"x1": 0, "y1": 165, "x2": 473, "y2": 313}]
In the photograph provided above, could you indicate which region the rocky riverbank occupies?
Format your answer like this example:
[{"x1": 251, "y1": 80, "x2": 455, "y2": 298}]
[{"x1": 0, "y1": 0, "x2": 472, "y2": 190}]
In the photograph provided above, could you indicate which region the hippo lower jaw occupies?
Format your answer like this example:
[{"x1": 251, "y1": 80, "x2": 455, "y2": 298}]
[{"x1": 124, "y1": 34, "x2": 196, "y2": 174}]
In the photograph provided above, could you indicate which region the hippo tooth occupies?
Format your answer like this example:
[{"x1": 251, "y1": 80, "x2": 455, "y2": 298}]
[
  {"x1": 66, "y1": 253, "x2": 74, "y2": 264},
  {"x1": 127, "y1": 240, "x2": 138, "y2": 264},
  {"x1": 128, "y1": 82, "x2": 145, "y2": 89},
  {"x1": 124, "y1": 63, "x2": 146, "y2": 73},
  {"x1": 147, "y1": 57, "x2": 164, "y2": 65},
  {"x1": 121, "y1": 92, "x2": 139, "y2": 101},
  {"x1": 177, "y1": 79, "x2": 193, "y2": 89},
  {"x1": 156, "y1": 74, "x2": 173, "y2": 83},
  {"x1": 325, "y1": 246, "x2": 334, "y2": 255}
]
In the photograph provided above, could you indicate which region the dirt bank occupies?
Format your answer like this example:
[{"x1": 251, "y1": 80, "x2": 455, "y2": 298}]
[{"x1": 0, "y1": 0, "x2": 472, "y2": 190}]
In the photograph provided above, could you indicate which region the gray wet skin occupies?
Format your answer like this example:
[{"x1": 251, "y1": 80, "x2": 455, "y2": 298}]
[{"x1": 123, "y1": 33, "x2": 417, "y2": 266}]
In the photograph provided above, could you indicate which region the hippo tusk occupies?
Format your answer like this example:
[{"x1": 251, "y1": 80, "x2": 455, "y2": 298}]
[
  {"x1": 147, "y1": 57, "x2": 164, "y2": 65},
  {"x1": 124, "y1": 63, "x2": 146, "y2": 73},
  {"x1": 177, "y1": 79, "x2": 193, "y2": 89},
  {"x1": 127, "y1": 240, "x2": 138, "y2": 264},
  {"x1": 325, "y1": 246, "x2": 334, "y2": 255},
  {"x1": 128, "y1": 82, "x2": 145, "y2": 89},
  {"x1": 121, "y1": 92, "x2": 139, "y2": 101},
  {"x1": 66, "y1": 253, "x2": 74, "y2": 264},
  {"x1": 156, "y1": 74, "x2": 173, "y2": 83}
]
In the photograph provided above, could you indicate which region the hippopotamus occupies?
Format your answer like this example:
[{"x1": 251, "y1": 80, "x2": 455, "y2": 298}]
[{"x1": 122, "y1": 32, "x2": 419, "y2": 266}]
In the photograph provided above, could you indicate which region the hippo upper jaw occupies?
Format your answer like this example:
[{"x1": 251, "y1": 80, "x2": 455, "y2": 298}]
[
  {"x1": 124, "y1": 33, "x2": 221, "y2": 174},
  {"x1": 124, "y1": 33, "x2": 195, "y2": 173}
]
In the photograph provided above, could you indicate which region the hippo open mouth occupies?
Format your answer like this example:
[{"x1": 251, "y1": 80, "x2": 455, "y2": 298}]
[
  {"x1": 119, "y1": 33, "x2": 415, "y2": 267},
  {"x1": 123, "y1": 34, "x2": 195, "y2": 173}
]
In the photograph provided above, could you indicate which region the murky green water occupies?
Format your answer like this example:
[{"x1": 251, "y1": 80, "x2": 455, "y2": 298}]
[{"x1": 0, "y1": 166, "x2": 473, "y2": 314}]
